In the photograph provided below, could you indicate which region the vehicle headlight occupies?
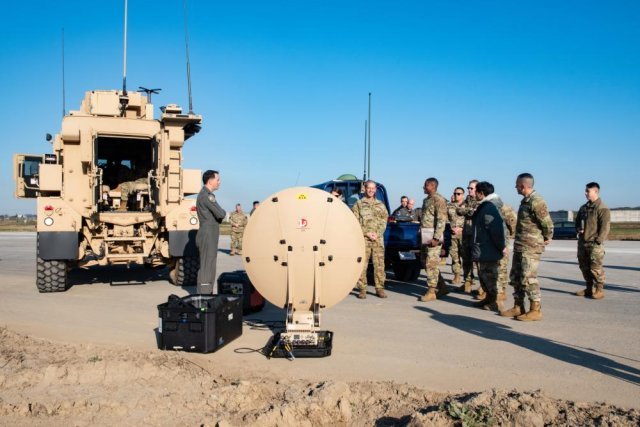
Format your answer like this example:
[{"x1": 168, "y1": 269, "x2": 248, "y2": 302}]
[
  {"x1": 189, "y1": 217, "x2": 198, "y2": 225},
  {"x1": 43, "y1": 217, "x2": 54, "y2": 226}
]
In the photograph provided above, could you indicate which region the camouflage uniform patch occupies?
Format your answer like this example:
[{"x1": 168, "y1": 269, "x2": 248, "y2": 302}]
[
  {"x1": 509, "y1": 252, "x2": 541, "y2": 301},
  {"x1": 118, "y1": 177, "x2": 148, "y2": 202},
  {"x1": 577, "y1": 243, "x2": 606, "y2": 288},
  {"x1": 498, "y1": 204, "x2": 517, "y2": 293},
  {"x1": 352, "y1": 197, "x2": 388, "y2": 289},
  {"x1": 359, "y1": 240, "x2": 386, "y2": 289}
]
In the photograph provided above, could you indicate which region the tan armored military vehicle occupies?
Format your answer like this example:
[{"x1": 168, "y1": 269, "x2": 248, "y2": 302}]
[{"x1": 14, "y1": 90, "x2": 202, "y2": 292}]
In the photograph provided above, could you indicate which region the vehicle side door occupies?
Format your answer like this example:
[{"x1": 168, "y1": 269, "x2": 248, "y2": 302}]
[{"x1": 13, "y1": 154, "x2": 44, "y2": 198}]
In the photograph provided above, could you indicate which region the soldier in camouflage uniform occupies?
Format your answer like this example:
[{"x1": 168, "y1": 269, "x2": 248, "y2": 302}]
[
  {"x1": 229, "y1": 204, "x2": 248, "y2": 256},
  {"x1": 419, "y1": 177, "x2": 449, "y2": 302},
  {"x1": 352, "y1": 180, "x2": 389, "y2": 299},
  {"x1": 447, "y1": 187, "x2": 466, "y2": 285},
  {"x1": 575, "y1": 182, "x2": 610, "y2": 299},
  {"x1": 500, "y1": 173, "x2": 554, "y2": 321},
  {"x1": 497, "y1": 203, "x2": 517, "y2": 300},
  {"x1": 456, "y1": 180, "x2": 479, "y2": 294},
  {"x1": 117, "y1": 177, "x2": 148, "y2": 210}
]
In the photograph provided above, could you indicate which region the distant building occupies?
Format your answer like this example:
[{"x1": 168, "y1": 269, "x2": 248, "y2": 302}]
[{"x1": 611, "y1": 210, "x2": 640, "y2": 223}]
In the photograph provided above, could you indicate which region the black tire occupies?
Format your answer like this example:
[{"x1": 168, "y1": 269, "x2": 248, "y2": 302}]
[
  {"x1": 170, "y1": 256, "x2": 199, "y2": 286},
  {"x1": 393, "y1": 262, "x2": 421, "y2": 282},
  {"x1": 36, "y1": 257, "x2": 69, "y2": 293}
]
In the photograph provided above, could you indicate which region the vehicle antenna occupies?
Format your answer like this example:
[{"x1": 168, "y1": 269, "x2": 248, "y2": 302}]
[
  {"x1": 138, "y1": 87, "x2": 161, "y2": 104},
  {"x1": 122, "y1": 0, "x2": 128, "y2": 95},
  {"x1": 363, "y1": 119, "x2": 367, "y2": 181},
  {"x1": 367, "y1": 92, "x2": 372, "y2": 179},
  {"x1": 183, "y1": 0, "x2": 194, "y2": 114},
  {"x1": 61, "y1": 28, "x2": 66, "y2": 117}
]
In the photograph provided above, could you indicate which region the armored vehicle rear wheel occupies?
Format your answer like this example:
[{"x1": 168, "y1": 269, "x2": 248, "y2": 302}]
[
  {"x1": 36, "y1": 258, "x2": 69, "y2": 293},
  {"x1": 170, "y1": 256, "x2": 199, "y2": 287}
]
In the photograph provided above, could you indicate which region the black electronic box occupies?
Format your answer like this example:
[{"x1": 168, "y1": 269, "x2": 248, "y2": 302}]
[
  {"x1": 217, "y1": 271, "x2": 266, "y2": 314},
  {"x1": 158, "y1": 294, "x2": 242, "y2": 353},
  {"x1": 267, "y1": 331, "x2": 334, "y2": 359}
]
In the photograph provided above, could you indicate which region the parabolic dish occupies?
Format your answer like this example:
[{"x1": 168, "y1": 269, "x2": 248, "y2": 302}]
[{"x1": 242, "y1": 187, "x2": 366, "y2": 311}]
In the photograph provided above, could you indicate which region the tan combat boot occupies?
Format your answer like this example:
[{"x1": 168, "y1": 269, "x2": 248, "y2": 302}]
[
  {"x1": 474, "y1": 287, "x2": 486, "y2": 300},
  {"x1": 591, "y1": 285, "x2": 605, "y2": 299},
  {"x1": 497, "y1": 292, "x2": 507, "y2": 302},
  {"x1": 452, "y1": 273, "x2": 462, "y2": 284},
  {"x1": 482, "y1": 293, "x2": 502, "y2": 312},
  {"x1": 500, "y1": 298, "x2": 525, "y2": 318},
  {"x1": 376, "y1": 288, "x2": 388, "y2": 298},
  {"x1": 517, "y1": 301, "x2": 542, "y2": 321},
  {"x1": 457, "y1": 278, "x2": 473, "y2": 293},
  {"x1": 230, "y1": 250, "x2": 236, "y2": 256},
  {"x1": 575, "y1": 283, "x2": 593, "y2": 297},
  {"x1": 357, "y1": 289, "x2": 367, "y2": 299},
  {"x1": 472, "y1": 292, "x2": 489, "y2": 307},
  {"x1": 437, "y1": 278, "x2": 450, "y2": 298},
  {"x1": 420, "y1": 288, "x2": 437, "y2": 302}
]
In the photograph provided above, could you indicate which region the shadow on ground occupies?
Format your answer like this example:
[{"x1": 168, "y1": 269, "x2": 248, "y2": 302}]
[
  {"x1": 539, "y1": 276, "x2": 640, "y2": 294},
  {"x1": 543, "y1": 259, "x2": 640, "y2": 272},
  {"x1": 69, "y1": 264, "x2": 169, "y2": 287},
  {"x1": 416, "y1": 306, "x2": 640, "y2": 386}
]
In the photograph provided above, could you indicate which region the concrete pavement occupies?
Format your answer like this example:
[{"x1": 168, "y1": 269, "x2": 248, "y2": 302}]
[{"x1": 0, "y1": 233, "x2": 638, "y2": 408}]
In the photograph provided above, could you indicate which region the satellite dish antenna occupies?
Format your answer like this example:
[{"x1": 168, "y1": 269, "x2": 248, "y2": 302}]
[{"x1": 242, "y1": 187, "x2": 365, "y2": 358}]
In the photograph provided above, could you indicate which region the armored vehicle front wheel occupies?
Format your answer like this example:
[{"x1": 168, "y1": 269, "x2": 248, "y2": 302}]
[
  {"x1": 170, "y1": 256, "x2": 199, "y2": 287},
  {"x1": 36, "y1": 258, "x2": 69, "y2": 293}
]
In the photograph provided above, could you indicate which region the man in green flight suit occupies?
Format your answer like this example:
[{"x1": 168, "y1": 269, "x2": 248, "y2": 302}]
[{"x1": 196, "y1": 170, "x2": 226, "y2": 294}]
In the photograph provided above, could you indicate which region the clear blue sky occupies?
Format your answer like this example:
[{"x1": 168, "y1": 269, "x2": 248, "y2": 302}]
[{"x1": 1, "y1": 0, "x2": 638, "y2": 214}]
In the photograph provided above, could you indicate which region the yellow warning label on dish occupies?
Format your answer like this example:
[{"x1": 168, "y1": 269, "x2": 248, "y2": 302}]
[{"x1": 297, "y1": 194, "x2": 307, "y2": 200}]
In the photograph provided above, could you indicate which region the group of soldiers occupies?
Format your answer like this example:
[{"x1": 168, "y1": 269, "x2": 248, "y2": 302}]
[
  {"x1": 352, "y1": 173, "x2": 611, "y2": 322},
  {"x1": 194, "y1": 169, "x2": 611, "y2": 320}
]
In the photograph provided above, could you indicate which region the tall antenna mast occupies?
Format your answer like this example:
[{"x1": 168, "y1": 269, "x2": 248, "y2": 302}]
[
  {"x1": 61, "y1": 28, "x2": 66, "y2": 117},
  {"x1": 363, "y1": 120, "x2": 368, "y2": 181},
  {"x1": 367, "y1": 92, "x2": 372, "y2": 179},
  {"x1": 122, "y1": 0, "x2": 128, "y2": 95},
  {"x1": 183, "y1": 0, "x2": 194, "y2": 114}
]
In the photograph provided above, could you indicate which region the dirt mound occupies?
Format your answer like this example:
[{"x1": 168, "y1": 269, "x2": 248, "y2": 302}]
[{"x1": 0, "y1": 328, "x2": 637, "y2": 426}]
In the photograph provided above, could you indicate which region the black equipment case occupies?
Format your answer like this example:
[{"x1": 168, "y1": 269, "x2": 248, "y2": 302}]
[
  {"x1": 158, "y1": 294, "x2": 242, "y2": 353},
  {"x1": 217, "y1": 271, "x2": 265, "y2": 314},
  {"x1": 267, "y1": 331, "x2": 333, "y2": 359}
]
